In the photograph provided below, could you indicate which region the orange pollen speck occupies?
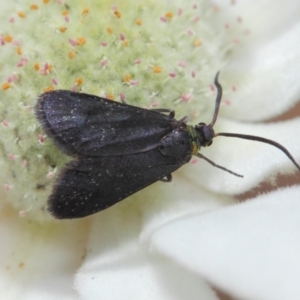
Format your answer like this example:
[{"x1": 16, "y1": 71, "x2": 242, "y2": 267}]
[
  {"x1": 77, "y1": 37, "x2": 86, "y2": 45},
  {"x1": 47, "y1": 64, "x2": 53, "y2": 72},
  {"x1": 2, "y1": 83, "x2": 11, "y2": 90},
  {"x1": 75, "y1": 78, "x2": 83, "y2": 85},
  {"x1": 82, "y1": 8, "x2": 89, "y2": 15},
  {"x1": 114, "y1": 11, "x2": 121, "y2": 18},
  {"x1": 34, "y1": 63, "x2": 40, "y2": 71},
  {"x1": 193, "y1": 39, "x2": 202, "y2": 47},
  {"x1": 59, "y1": 27, "x2": 67, "y2": 33},
  {"x1": 30, "y1": 4, "x2": 39, "y2": 10},
  {"x1": 61, "y1": 10, "x2": 69, "y2": 16},
  {"x1": 44, "y1": 86, "x2": 54, "y2": 92},
  {"x1": 165, "y1": 12, "x2": 173, "y2": 19},
  {"x1": 43, "y1": 0, "x2": 50, "y2": 3},
  {"x1": 16, "y1": 47, "x2": 22, "y2": 55},
  {"x1": 4, "y1": 35, "x2": 13, "y2": 43},
  {"x1": 107, "y1": 94, "x2": 115, "y2": 100},
  {"x1": 153, "y1": 66, "x2": 162, "y2": 73},
  {"x1": 122, "y1": 40, "x2": 128, "y2": 47},
  {"x1": 68, "y1": 51, "x2": 76, "y2": 59},
  {"x1": 106, "y1": 27, "x2": 113, "y2": 34},
  {"x1": 123, "y1": 74, "x2": 132, "y2": 82},
  {"x1": 18, "y1": 11, "x2": 26, "y2": 18},
  {"x1": 135, "y1": 18, "x2": 142, "y2": 26}
]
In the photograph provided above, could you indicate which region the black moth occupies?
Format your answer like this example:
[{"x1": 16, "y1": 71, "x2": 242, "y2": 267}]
[{"x1": 35, "y1": 73, "x2": 300, "y2": 219}]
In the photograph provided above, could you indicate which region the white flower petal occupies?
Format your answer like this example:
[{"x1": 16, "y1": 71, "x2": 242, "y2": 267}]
[
  {"x1": 222, "y1": 21, "x2": 300, "y2": 121},
  {"x1": 0, "y1": 204, "x2": 87, "y2": 300},
  {"x1": 180, "y1": 117, "x2": 300, "y2": 195},
  {"x1": 214, "y1": 0, "x2": 300, "y2": 42},
  {"x1": 76, "y1": 253, "x2": 218, "y2": 300},
  {"x1": 139, "y1": 173, "x2": 236, "y2": 242},
  {"x1": 75, "y1": 201, "x2": 219, "y2": 300},
  {"x1": 213, "y1": 0, "x2": 300, "y2": 121},
  {"x1": 150, "y1": 186, "x2": 300, "y2": 300}
]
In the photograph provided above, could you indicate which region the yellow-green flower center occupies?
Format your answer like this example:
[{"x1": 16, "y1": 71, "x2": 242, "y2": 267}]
[{"x1": 0, "y1": 0, "x2": 245, "y2": 221}]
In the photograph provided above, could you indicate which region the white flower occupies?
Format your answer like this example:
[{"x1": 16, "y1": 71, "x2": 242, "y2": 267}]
[{"x1": 0, "y1": 1, "x2": 300, "y2": 299}]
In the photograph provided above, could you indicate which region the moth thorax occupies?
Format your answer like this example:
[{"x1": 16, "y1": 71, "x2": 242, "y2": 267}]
[{"x1": 159, "y1": 127, "x2": 192, "y2": 159}]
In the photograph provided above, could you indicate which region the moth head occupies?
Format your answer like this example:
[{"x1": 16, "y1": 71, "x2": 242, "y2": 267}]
[
  {"x1": 198, "y1": 72, "x2": 300, "y2": 175},
  {"x1": 195, "y1": 122, "x2": 214, "y2": 147}
]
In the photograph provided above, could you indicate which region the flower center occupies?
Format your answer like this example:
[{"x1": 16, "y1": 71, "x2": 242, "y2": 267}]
[{"x1": 0, "y1": 0, "x2": 245, "y2": 221}]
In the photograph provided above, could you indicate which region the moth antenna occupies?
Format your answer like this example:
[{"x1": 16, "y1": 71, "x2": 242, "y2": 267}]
[
  {"x1": 197, "y1": 153, "x2": 243, "y2": 177},
  {"x1": 216, "y1": 132, "x2": 300, "y2": 172},
  {"x1": 209, "y1": 71, "x2": 222, "y2": 127}
]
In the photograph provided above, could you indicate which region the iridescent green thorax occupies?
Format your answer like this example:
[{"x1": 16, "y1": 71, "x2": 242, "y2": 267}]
[{"x1": 187, "y1": 125, "x2": 201, "y2": 156}]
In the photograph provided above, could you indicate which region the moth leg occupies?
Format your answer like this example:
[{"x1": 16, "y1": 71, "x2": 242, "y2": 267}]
[
  {"x1": 178, "y1": 116, "x2": 188, "y2": 123},
  {"x1": 151, "y1": 108, "x2": 175, "y2": 119},
  {"x1": 160, "y1": 173, "x2": 172, "y2": 182}
]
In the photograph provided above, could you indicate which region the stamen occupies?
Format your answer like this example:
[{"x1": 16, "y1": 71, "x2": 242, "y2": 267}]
[
  {"x1": 16, "y1": 57, "x2": 28, "y2": 67},
  {"x1": 47, "y1": 172, "x2": 55, "y2": 179},
  {"x1": 114, "y1": 11, "x2": 121, "y2": 18},
  {"x1": 153, "y1": 66, "x2": 162, "y2": 73},
  {"x1": 4, "y1": 35, "x2": 13, "y2": 43},
  {"x1": 69, "y1": 39, "x2": 78, "y2": 46},
  {"x1": 76, "y1": 37, "x2": 86, "y2": 45},
  {"x1": 165, "y1": 12, "x2": 173, "y2": 19},
  {"x1": 120, "y1": 33, "x2": 125, "y2": 41},
  {"x1": 106, "y1": 93, "x2": 115, "y2": 100},
  {"x1": 2, "y1": 83, "x2": 11, "y2": 90},
  {"x1": 100, "y1": 58, "x2": 108, "y2": 67},
  {"x1": 135, "y1": 19, "x2": 142, "y2": 26},
  {"x1": 34, "y1": 63, "x2": 40, "y2": 71},
  {"x1": 51, "y1": 78, "x2": 58, "y2": 86},
  {"x1": 44, "y1": 86, "x2": 54, "y2": 92},
  {"x1": 119, "y1": 92, "x2": 126, "y2": 102},
  {"x1": 68, "y1": 52, "x2": 76, "y2": 59},
  {"x1": 2, "y1": 120, "x2": 9, "y2": 127},
  {"x1": 193, "y1": 38, "x2": 202, "y2": 46},
  {"x1": 82, "y1": 8, "x2": 89, "y2": 16},
  {"x1": 9, "y1": 154, "x2": 15, "y2": 161},
  {"x1": 30, "y1": 5, "x2": 39, "y2": 10},
  {"x1": 75, "y1": 78, "x2": 83, "y2": 85},
  {"x1": 18, "y1": 12, "x2": 26, "y2": 18},
  {"x1": 39, "y1": 135, "x2": 46, "y2": 143},
  {"x1": 106, "y1": 27, "x2": 113, "y2": 34},
  {"x1": 16, "y1": 47, "x2": 22, "y2": 55},
  {"x1": 123, "y1": 74, "x2": 132, "y2": 83},
  {"x1": 181, "y1": 93, "x2": 193, "y2": 102}
]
